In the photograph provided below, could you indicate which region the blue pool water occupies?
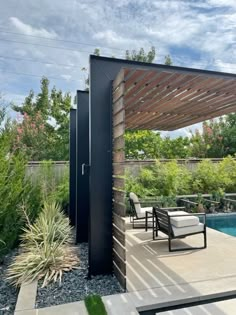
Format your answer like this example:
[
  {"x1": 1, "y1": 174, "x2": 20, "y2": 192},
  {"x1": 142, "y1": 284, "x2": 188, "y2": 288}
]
[{"x1": 206, "y1": 214, "x2": 236, "y2": 237}]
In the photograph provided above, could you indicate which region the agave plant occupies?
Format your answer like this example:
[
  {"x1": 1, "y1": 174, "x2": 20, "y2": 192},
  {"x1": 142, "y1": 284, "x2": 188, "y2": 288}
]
[{"x1": 7, "y1": 201, "x2": 79, "y2": 287}]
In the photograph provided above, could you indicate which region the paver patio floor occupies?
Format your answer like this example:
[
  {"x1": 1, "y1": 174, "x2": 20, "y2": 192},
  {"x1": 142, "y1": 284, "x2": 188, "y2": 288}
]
[
  {"x1": 126, "y1": 226, "x2": 236, "y2": 293},
  {"x1": 125, "y1": 225, "x2": 236, "y2": 313}
]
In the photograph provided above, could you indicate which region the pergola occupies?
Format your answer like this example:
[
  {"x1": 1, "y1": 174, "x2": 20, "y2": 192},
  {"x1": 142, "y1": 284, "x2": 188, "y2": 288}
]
[{"x1": 70, "y1": 55, "x2": 236, "y2": 289}]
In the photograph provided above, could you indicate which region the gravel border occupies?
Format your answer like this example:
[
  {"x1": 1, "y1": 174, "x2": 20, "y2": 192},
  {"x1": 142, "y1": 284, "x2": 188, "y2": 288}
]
[
  {"x1": 36, "y1": 243, "x2": 124, "y2": 308},
  {"x1": 0, "y1": 250, "x2": 19, "y2": 315}
]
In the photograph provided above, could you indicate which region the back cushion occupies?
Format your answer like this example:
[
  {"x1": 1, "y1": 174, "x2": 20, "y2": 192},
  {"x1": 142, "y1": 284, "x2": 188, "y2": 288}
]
[{"x1": 130, "y1": 192, "x2": 142, "y2": 214}]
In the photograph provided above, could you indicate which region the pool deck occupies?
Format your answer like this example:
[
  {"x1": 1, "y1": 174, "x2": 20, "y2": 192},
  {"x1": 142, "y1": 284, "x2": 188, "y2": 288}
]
[{"x1": 123, "y1": 224, "x2": 236, "y2": 313}]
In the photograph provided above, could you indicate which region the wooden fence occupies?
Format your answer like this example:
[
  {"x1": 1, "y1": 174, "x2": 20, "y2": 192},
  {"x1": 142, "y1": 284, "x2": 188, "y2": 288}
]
[
  {"x1": 26, "y1": 161, "x2": 69, "y2": 183},
  {"x1": 26, "y1": 158, "x2": 234, "y2": 179}
]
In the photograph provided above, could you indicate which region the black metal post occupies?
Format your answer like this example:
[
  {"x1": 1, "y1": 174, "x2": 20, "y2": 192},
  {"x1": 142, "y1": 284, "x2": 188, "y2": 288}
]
[
  {"x1": 69, "y1": 109, "x2": 76, "y2": 226},
  {"x1": 76, "y1": 91, "x2": 89, "y2": 243}
]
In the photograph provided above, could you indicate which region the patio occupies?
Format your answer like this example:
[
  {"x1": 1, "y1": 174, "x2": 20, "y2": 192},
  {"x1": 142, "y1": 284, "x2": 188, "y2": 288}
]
[{"x1": 125, "y1": 223, "x2": 236, "y2": 312}]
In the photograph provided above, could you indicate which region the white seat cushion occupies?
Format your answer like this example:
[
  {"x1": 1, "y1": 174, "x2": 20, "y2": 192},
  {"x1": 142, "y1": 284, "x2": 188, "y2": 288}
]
[
  {"x1": 168, "y1": 211, "x2": 199, "y2": 228},
  {"x1": 172, "y1": 223, "x2": 204, "y2": 237}
]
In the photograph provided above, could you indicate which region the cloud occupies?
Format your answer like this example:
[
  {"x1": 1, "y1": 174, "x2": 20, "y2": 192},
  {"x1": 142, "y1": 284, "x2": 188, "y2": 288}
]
[
  {"x1": 60, "y1": 74, "x2": 72, "y2": 81},
  {"x1": 0, "y1": 0, "x2": 235, "y2": 137},
  {"x1": 9, "y1": 17, "x2": 58, "y2": 39}
]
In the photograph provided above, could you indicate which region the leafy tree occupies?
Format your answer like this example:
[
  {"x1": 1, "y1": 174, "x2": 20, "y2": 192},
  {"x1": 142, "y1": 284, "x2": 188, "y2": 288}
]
[
  {"x1": 125, "y1": 130, "x2": 162, "y2": 159},
  {"x1": 190, "y1": 119, "x2": 225, "y2": 158},
  {"x1": 125, "y1": 47, "x2": 156, "y2": 63},
  {"x1": 12, "y1": 77, "x2": 72, "y2": 160},
  {"x1": 221, "y1": 113, "x2": 236, "y2": 156},
  {"x1": 164, "y1": 55, "x2": 173, "y2": 66},
  {"x1": 160, "y1": 136, "x2": 190, "y2": 159}
]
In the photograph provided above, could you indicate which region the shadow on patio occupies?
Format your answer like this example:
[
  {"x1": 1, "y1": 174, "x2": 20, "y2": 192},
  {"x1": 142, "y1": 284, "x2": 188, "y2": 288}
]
[{"x1": 125, "y1": 225, "x2": 236, "y2": 314}]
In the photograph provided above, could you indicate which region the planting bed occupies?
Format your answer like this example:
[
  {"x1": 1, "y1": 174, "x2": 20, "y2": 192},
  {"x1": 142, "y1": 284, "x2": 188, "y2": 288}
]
[
  {"x1": 36, "y1": 243, "x2": 124, "y2": 308},
  {"x1": 0, "y1": 250, "x2": 19, "y2": 315}
]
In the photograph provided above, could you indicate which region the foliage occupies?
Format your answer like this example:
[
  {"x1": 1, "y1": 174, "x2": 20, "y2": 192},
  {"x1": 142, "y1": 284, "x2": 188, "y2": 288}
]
[
  {"x1": 190, "y1": 120, "x2": 224, "y2": 158},
  {"x1": 0, "y1": 157, "x2": 69, "y2": 258},
  {"x1": 160, "y1": 136, "x2": 190, "y2": 158},
  {"x1": 189, "y1": 115, "x2": 236, "y2": 158},
  {"x1": 20, "y1": 201, "x2": 71, "y2": 247},
  {"x1": 125, "y1": 130, "x2": 162, "y2": 159},
  {"x1": 126, "y1": 157, "x2": 236, "y2": 198},
  {"x1": 0, "y1": 108, "x2": 42, "y2": 257},
  {"x1": 7, "y1": 202, "x2": 79, "y2": 287},
  {"x1": 12, "y1": 77, "x2": 72, "y2": 160},
  {"x1": 221, "y1": 113, "x2": 236, "y2": 156},
  {"x1": 125, "y1": 46, "x2": 156, "y2": 63},
  {"x1": 85, "y1": 295, "x2": 108, "y2": 315},
  {"x1": 12, "y1": 111, "x2": 48, "y2": 160},
  {"x1": 126, "y1": 160, "x2": 191, "y2": 197},
  {"x1": 164, "y1": 55, "x2": 173, "y2": 65},
  {"x1": 125, "y1": 130, "x2": 190, "y2": 159},
  {"x1": 52, "y1": 169, "x2": 69, "y2": 209}
]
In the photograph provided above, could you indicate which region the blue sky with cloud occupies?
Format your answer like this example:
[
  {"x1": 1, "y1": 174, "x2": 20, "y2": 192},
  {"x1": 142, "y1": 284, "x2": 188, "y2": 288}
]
[{"x1": 0, "y1": 0, "x2": 236, "y2": 137}]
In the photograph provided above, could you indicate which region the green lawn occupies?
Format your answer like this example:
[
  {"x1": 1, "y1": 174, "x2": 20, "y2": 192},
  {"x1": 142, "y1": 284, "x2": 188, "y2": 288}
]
[{"x1": 84, "y1": 295, "x2": 108, "y2": 315}]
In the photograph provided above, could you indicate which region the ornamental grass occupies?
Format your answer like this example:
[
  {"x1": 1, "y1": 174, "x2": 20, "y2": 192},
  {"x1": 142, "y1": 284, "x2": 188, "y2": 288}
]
[{"x1": 7, "y1": 202, "x2": 79, "y2": 287}]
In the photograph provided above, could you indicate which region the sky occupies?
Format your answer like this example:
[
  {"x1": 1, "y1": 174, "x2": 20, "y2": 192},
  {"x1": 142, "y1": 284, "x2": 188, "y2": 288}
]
[{"x1": 0, "y1": 0, "x2": 236, "y2": 137}]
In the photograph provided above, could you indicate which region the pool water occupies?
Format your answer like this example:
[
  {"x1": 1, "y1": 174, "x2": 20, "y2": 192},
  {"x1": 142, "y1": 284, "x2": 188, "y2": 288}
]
[{"x1": 206, "y1": 214, "x2": 236, "y2": 237}]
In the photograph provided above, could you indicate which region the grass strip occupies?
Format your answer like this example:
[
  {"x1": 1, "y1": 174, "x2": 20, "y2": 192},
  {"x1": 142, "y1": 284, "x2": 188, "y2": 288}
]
[{"x1": 85, "y1": 295, "x2": 108, "y2": 315}]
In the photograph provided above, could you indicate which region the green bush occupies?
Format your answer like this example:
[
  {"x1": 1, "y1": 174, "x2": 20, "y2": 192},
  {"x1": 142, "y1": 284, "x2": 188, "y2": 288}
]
[
  {"x1": 126, "y1": 160, "x2": 192, "y2": 197},
  {"x1": 48, "y1": 165, "x2": 69, "y2": 210},
  {"x1": 0, "y1": 157, "x2": 69, "y2": 259},
  {"x1": 0, "y1": 142, "x2": 42, "y2": 257},
  {"x1": 125, "y1": 157, "x2": 236, "y2": 198}
]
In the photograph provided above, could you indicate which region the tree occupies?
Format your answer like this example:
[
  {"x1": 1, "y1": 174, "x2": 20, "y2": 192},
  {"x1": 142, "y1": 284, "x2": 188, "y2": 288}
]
[
  {"x1": 12, "y1": 77, "x2": 72, "y2": 160},
  {"x1": 164, "y1": 55, "x2": 173, "y2": 66},
  {"x1": 221, "y1": 113, "x2": 236, "y2": 156},
  {"x1": 125, "y1": 130, "x2": 162, "y2": 159},
  {"x1": 160, "y1": 136, "x2": 190, "y2": 159},
  {"x1": 190, "y1": 119, "x2": 225, "y2": 158},
  {"x1": 125, "y1": 47, "x2": 156, "y2": 63}
]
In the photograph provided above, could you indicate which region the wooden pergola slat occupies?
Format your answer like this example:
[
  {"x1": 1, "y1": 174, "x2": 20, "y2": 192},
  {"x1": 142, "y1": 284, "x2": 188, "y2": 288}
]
[{"x1": 115, "y1": 67, "x2": 236, "y2": 130}]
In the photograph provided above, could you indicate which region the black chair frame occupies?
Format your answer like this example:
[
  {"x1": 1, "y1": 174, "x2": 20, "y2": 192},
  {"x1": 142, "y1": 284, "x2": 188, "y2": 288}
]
[
  {"x1": 152, "y1": 207, "x2": 207, "y2": 252},
  {"x1": 129, "y1": 197, "x2": 157, "y2": 230}
]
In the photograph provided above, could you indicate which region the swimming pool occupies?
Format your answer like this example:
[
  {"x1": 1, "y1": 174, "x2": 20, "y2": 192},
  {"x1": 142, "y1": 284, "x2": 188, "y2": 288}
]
[{"x1": 206, "y1": 214, "x2": 236, "y2": 237}]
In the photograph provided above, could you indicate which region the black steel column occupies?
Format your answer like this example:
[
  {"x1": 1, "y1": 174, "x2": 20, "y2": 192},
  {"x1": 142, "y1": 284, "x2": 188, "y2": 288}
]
[
  {"x1": 76, "y1": 91, "x2": 89, "y2": 243},
  {"x1": 89, "y1": 59, "x2": 114, "y2": 275},
  {"x1": 69, "y1": 109, "x2": 76, "y2": 226}
]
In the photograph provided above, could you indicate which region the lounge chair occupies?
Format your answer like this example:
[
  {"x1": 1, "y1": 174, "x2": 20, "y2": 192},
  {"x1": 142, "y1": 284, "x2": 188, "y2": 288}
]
[
  {"x1": 129, "y1": 192, "x2": 156, "y2": 229},
  {"x1": 152, "y1": 207, "x2": 207, "y2": 252}
]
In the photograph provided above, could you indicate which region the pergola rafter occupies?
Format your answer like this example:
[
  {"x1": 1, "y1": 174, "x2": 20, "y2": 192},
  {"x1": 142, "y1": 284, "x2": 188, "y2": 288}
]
[{"x1": 114, "y1": 67, "x2": 236, "y2": 131}]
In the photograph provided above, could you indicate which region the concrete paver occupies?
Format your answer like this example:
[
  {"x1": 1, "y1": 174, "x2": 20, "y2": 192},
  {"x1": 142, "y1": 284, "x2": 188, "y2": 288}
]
[{"x1": 15, "y1": 281, "x2": 38, "y2": 312}]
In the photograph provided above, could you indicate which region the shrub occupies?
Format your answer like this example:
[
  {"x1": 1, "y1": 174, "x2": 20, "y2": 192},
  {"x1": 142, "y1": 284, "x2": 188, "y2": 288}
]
[
  {"x1": 126, "y1": 160, "x2": 192, "y2": 198},
  {"x1": 7, "y1": 202, "x2": 79, "y2": 287},
  {"x1": 48, "y1": 165, "x2": 69, "y2": 210},
  {"x1": 0, "y1": 148, "x2": 40, "y2": 257},
  {"x1": 0, "y1": 152, "x2": 43, "y2": 258},
  {"x1": 125, "y1": 157, "x2": 236, "y2": 198},
  {"x1": 0, "y1": 158, "x2": 69, "y2": 259},
  {"x1": 191, "y1": 159, "x2": 231, "y2": 194},
  {"x1": 218, "y1": 156, "x2": 236, "y2": 192}
]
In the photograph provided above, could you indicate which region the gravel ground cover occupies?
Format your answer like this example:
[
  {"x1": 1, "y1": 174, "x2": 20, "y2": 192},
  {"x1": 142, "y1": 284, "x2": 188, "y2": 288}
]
[
  {"x1": 36, "y1": 243, "x2": 124, "y2": 308},
  {"x1": 0, "y1": 250, "x2": 19, "y2": 315}
]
